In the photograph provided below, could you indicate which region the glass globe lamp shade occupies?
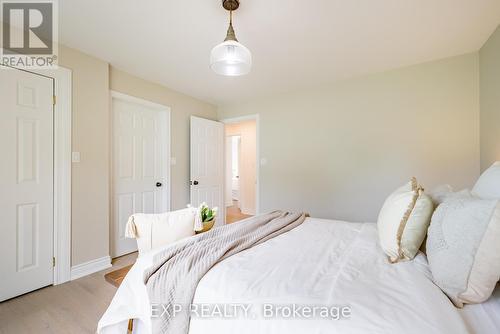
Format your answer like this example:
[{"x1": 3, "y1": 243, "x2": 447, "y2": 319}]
[{"x1": 210, "y1": 40, "x2": 252, "y2": 76}]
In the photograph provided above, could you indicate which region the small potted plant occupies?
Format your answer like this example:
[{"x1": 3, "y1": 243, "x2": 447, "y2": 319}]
[{"x1": 196, "y1": 202, "x2": 218, "y2": 234}]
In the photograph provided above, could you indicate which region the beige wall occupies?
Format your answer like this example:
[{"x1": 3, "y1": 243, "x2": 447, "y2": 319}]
[
  {"x1": 109, "y1": 68, "x2": 217, "y2": 210},
  {"x1": 59, "y1": 45, "x2": 111, "y2": 266},
  {"x1": 58, "y1": 47, "x2": 216, "y2": 266},
  {"x1": 225, "y1": 121, "x2": 257, "y2": 214},
  {"x1": 479, "y1": 25, "x2": 500, "y2": 171},
  {"x1": 218, "y1": 53, "x2": 480, "y2": 222}
]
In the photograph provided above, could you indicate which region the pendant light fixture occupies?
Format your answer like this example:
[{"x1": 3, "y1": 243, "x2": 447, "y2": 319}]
[{"x1": 210, "y1": 0, "x2": 252, "y2": 76}]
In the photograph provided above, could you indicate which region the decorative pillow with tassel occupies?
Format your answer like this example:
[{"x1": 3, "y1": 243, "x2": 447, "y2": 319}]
[
  {"x1": 377, "y1": 177, "x2": 434, "y2": 263},
  {"x1": 125, "y1": 208, "x2": 196, "y2": 256}
]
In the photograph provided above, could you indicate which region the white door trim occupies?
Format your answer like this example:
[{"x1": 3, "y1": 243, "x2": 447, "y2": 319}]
[
  {"x1": 220, "y1": 114, "x2": 260, "y2": 215},
  {"x1": 110, "y1": 91, "x2": 172, "y2": 257},
  {"x1": 20, "y1": 66, "x2": 73, "y2": 285}
]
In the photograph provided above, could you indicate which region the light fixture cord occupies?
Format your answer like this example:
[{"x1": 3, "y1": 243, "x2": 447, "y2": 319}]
[{"x1": 224, "y1": 7, "x2": 238, "y2": 42}]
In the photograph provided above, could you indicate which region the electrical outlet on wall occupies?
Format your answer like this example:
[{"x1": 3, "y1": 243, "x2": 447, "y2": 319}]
[{"x1": 72, "y1": 152, "x2": 81, "y2": 163}]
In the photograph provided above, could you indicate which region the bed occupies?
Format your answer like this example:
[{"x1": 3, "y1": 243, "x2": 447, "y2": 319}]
[{"x1": 98, "y1": 217, "x2": 500, "y2": 334}]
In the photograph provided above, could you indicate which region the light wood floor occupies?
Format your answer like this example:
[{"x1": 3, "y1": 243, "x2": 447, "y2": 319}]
[
  {"x1": 0, "y1": 252, "x2": 137, "y2": 334},
  {"x1": 226, "y1": 201, "x2": 252, "y2": 224}
]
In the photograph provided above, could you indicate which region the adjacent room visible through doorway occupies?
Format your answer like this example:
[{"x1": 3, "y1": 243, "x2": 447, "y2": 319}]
[{"x1": 224, "y1": 119, "x2": 257, "y2": 224}]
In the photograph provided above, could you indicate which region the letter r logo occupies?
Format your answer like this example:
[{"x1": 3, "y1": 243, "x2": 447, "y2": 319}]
[{"x1": 2, "y1": 1, "x2": 53, "y2": 55}]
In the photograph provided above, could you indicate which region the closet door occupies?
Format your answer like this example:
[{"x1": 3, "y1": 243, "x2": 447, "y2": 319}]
[{"x1": 0, "y1": 67, "x2": 54, "y2": 301}]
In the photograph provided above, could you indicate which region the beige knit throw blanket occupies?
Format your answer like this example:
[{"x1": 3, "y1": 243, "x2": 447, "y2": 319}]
[{"x1": 143, "y1": 210, "x2": 307, "y2": 334}]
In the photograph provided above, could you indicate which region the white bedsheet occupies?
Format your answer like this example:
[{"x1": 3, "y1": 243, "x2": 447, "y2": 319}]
[
  {"x1": 98, "y1": 218, "x2": 499, "y2": 334},
  {"x1": 460, "y1": 284, "x2": 500, "y2": 333}
]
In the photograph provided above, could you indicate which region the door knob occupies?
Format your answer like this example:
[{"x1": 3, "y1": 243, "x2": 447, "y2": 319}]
[
  {"x1": 156, "y1": 182, "x2": 162, "y2": 187},
  {"x1": 193, "y1": 180, "x2": 199, "y2": 185}
]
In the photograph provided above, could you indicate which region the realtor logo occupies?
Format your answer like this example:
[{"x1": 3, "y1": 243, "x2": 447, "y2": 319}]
[{"x1": 1, "y1": 0, "x2": 58, "y2": 68}]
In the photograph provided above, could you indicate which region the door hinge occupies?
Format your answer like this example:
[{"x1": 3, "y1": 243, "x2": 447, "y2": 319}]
[
  {"x1": 53, "y1": 257, "x2": 56, "y2": 267},
  {"x1": 53, "y1": 95, "x2": 56, "y2": 106}
]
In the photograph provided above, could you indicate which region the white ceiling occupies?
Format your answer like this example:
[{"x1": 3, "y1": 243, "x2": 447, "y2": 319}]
[{"x1": 59, "y1": 0, "x2": 500, "y2": 106}]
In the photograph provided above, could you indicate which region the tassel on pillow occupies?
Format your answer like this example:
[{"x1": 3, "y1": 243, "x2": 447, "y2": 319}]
[
  {"x1": 377, "y1": 177, "x2": 434, "y2": 262},
  {"x1": 193, "y1": 207, "x2": 204, "y2": 232},
  {"x1": 125, "y1": 215, "x2": 138, "y2": 238},
  {"x1": 187, "y1": 204, "x2": 204, "y2": 232}
]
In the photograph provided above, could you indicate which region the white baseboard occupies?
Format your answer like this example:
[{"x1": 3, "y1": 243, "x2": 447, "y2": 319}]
[{"x1": 70, "y1": 256, "x2": 112, "y2": 280}]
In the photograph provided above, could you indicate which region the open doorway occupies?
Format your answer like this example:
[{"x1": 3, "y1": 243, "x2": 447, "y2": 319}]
[{"x1": 224, "y1": 117, "x2": 258, "y2": 224}]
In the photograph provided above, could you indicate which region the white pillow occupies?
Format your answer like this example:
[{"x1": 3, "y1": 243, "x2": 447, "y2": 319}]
[
  {"x1": 473, "y1": 161, "x2": 500, "y2": 199},
  {"x1": 377, "y1": 177, "x2": 434, "y2": 263},
  {"x1": 125, "y1": 208, "x2": 196, "y2": 255},
  {"x1": 428, "y1": 184, "x2": 454, "y2": 206},
  {"x1": 426, "y1": 194, "x2": 500, "y2": 307}
]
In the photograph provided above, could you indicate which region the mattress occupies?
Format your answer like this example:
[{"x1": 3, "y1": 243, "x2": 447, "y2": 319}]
[{"x1": 98, "y1": 218, "x2": 500, "y2": 334}]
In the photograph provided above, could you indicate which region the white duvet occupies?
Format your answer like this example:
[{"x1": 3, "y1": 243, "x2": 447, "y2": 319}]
[{"x1": 98, "y1": 218, "x2": 499, "y2": 334}]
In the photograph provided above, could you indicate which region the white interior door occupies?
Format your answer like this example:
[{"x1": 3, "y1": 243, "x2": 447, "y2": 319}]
[
  {"x1": 224, "y1": 136, "x2": 233, "y2": 207},
  {"x1": 231, "y1": 136, "x2": 241, "y2": 202},
  {"x1": 0, "y1": 68, "x2": 54, "y2": 301},
  {"x1": 190, "y1": 116, "x2": 225, "y2": 225},
  {"x1": 112, "y1": 93, "x2": 170, "y2": 257}
]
